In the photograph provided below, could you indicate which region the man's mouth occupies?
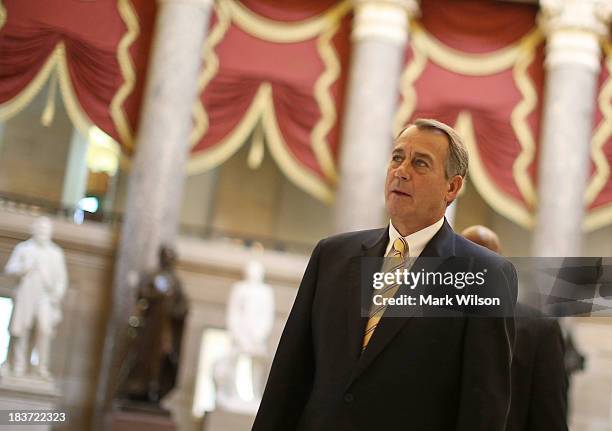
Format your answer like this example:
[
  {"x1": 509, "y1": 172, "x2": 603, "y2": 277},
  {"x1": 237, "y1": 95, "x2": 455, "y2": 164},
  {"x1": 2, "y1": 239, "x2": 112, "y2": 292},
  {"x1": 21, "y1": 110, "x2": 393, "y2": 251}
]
[{"x1": 391, "y1": 190, "x2": 411, "y2": 197}]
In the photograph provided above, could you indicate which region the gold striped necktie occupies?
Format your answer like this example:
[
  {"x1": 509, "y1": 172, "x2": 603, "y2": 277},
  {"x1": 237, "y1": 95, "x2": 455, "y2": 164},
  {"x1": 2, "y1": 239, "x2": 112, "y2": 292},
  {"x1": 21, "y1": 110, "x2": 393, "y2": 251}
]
[{"x1": 362, "y1": 237, "x2": 409, "y2": 351}]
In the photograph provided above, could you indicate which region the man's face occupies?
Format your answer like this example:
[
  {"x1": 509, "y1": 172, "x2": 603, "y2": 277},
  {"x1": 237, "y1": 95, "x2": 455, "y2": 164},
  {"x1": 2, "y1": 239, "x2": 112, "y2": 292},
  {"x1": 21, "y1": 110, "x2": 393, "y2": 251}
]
[{"x1": 384, "y1": 126, "x2": 458, "y2": 231}]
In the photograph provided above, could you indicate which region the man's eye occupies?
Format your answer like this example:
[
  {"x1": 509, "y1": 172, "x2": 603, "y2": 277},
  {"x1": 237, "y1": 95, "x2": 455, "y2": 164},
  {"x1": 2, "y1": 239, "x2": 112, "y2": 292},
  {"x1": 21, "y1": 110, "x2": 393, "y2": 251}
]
[
  {"x1": 414, "y1": 159, "x2": 428, "y2": 167},
  {"x1": 392, "y1": 155, "x2": 403, "y2": 162}
]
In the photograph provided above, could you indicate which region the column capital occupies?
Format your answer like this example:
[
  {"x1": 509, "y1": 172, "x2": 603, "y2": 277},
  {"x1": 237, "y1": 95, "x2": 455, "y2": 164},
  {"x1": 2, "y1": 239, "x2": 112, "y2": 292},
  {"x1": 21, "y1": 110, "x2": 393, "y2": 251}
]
[
  {"x1": 352, "y1": 0, "x2": 420, "y2": 45},
  {"x1": 539, "y1": 0, "x2": 612, "y2": 71},
  {"x1": 539, "y1": 0, "x2": 612, "y2": 36}
]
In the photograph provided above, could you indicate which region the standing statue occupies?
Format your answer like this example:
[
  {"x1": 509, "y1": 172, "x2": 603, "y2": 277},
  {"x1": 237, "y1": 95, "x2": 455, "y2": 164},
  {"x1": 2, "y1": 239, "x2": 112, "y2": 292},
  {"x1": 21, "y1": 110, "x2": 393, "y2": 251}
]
[
  {"x1": 118, "y1": 246, "x2": 188, "y2": 406},
  {"x1": 213, "y1": 260, "x2": 275, "y2": 414},
  {"x1": 3, "y1": 217, "x2": 68, "y2": 379}
]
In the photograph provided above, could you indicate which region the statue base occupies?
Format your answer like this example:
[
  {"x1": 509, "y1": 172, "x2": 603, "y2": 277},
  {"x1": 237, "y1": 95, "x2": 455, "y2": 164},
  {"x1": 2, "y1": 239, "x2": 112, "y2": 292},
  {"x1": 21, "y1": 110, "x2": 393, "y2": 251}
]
[
  {"x1": 204, "y1": 408, "x2": 255, "y2": 431},
  {"x1": 0, "y1": 372, "x2": 62, "y2": 431},
  {"x1": 110, "y1": 402, "x2": 177, "y2": 431}
]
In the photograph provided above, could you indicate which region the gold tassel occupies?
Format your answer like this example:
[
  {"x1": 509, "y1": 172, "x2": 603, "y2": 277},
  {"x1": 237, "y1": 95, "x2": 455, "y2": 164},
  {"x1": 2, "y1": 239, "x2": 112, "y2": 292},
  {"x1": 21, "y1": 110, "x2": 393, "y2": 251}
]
[
  {"x1": 247, "y1": 122, "x2": 265, "y2": 170},
  {"x1": 41, "y1": 70, "x2": 59, "y2": 127}
]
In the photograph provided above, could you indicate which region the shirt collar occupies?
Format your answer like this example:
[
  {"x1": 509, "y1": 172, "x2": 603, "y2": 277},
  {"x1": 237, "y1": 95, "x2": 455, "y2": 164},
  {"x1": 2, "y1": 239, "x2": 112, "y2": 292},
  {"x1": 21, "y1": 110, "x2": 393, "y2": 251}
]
[{"x1": 386, "y1": 217, "x2": 445, "y2": 258}]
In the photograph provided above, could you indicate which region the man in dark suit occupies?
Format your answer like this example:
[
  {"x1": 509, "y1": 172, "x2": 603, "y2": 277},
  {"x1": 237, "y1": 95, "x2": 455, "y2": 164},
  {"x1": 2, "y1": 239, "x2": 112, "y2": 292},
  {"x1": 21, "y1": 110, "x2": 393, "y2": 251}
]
[
  {"x1": 253, "y1": 119, "x2": 518, "y2": 431},
  {"x1": 462, "y1": 225, "x2": 569, "y2": 431}
]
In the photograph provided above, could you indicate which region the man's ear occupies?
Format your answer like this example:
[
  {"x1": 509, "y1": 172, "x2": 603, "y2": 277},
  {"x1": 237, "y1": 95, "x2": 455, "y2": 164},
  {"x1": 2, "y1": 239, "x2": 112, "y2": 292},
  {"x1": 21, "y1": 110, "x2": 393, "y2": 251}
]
[{"x1": 446, "y1": 175, "x2": 463, "y2": 204}]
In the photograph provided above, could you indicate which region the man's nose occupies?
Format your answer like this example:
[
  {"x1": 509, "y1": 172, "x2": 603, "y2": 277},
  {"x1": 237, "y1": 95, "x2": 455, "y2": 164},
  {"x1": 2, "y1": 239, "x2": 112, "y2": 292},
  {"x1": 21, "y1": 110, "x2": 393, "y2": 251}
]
[{"x1": 395, "y1": 162, "x2": 411, "y2": 181}]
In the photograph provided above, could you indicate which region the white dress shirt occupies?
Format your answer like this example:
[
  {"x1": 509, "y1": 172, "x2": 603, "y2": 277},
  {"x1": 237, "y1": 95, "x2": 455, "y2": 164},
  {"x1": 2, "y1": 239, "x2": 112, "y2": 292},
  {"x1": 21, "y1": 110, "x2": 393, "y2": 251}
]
[{"x1": 386, "y1": 217, "x2": 445, "y2": 258}]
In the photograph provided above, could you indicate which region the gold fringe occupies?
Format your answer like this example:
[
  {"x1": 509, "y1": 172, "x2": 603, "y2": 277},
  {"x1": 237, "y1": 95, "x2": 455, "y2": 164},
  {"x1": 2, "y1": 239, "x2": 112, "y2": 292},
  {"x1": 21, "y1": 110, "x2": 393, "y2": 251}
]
[
  {"x1": 583, "y1": 41, "x2": 612, "y2": 231},
  {"x1": 110, "y1": 0, "x2": 140, "y2": 152},
  {"x1": 393, "y1": 39, "x2": 427, "y2": 135},
  {"x1": 0, "y1": 0, "x2": 6, "y2": 30},
  {"x1": 585, "y1": 203, "x2": 612, "y2": 231},
  {"x1": 510, "y1": 29, "x2": 543, "y2": 208},
  {"x1": 247, "y1": 121, "x2": 265, "y2": 169},
  {"x1": 55, "y1": 42, "x2": 95, "y2": 138},
  {"x1": 311, "y1": 20, "x2": 340, "y2": 183},
  {"x1": 41, "y1": 68, "x2": 58, "y2": 126},
  {"x1": 455, "y1": 111, "x2": 534, "y2": 229},
  {"x1": 190, "y1": 0, "x2": 232, "y2": 146},
  {"x1": 226, "y1": 0, "x2": 351, "y2": 43},
  {"x1": 189, "y1": 0, "x2": 345, "y2": 203},
  {"x1": 1, "y1": 0, "x2": 136, "y2": 152},
  {"x1": 410, "y1": 22, "x2": 537, "y2": 76},
  {"x1": 187, "y1": 82, "x2": 271, "y2": 173},
  {"x1": 585, "y1": 41, "x2": 612, "y2": 205},
  {"x1": 188, "y1": 82, "x2": 334, "y2": 203},
  {"x1": 261, "y1": 85, "x2": 334, "y2": 203},
  {"x1": 400, "y1": 23, "x2": 543, "y2": 227}
]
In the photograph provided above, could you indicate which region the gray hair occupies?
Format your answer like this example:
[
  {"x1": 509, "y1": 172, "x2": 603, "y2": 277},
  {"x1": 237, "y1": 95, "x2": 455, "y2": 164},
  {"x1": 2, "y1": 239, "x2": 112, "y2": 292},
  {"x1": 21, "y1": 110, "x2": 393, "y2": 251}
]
[{"x1": 397, "y1": 118, "x2": 469, "y2": 179}]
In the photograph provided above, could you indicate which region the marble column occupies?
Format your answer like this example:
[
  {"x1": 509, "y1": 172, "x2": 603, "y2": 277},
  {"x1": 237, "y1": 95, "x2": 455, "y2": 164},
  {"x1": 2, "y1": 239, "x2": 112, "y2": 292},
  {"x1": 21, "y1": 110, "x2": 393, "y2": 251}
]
[
  {"x1": 533, "y1": 0, "x2": 612, "y2": 256},
  {"x1": 92, "y1": 0, "x2": 213, "y2": 428},
  {"x1": 333, "y1": 0, "x2": 418, "y2": 233},
  {"x1": 61, "y1": 128, "x2": 89, "y2": 210}
]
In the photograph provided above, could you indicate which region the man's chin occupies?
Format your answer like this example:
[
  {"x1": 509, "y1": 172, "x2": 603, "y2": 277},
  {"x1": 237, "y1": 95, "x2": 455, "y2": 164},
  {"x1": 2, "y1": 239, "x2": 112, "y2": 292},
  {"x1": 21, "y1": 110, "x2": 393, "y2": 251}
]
[{"x1": 386, "y1": 206, "x2": 416, "y2": 220}]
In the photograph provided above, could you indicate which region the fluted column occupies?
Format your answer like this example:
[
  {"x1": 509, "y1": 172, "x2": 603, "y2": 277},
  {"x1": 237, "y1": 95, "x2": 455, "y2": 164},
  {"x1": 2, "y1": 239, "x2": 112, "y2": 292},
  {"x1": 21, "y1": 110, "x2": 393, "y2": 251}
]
[
  {"x1": 92, "y1": 0, "x2": 213, "y2": 428},
  {"x1": 334, "y1": 0, "x2": 418, "y2": 233},
  {"x1": 61, "y1": 129, "x2": 89, "y2": 210},
  {"x1": 533, "y1": 0, "x2": 612, "y2": 256}
]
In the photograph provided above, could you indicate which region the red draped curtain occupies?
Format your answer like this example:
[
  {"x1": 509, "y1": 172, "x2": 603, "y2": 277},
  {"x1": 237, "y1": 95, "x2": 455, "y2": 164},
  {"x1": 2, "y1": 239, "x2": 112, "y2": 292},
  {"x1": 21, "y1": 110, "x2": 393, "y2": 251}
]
[
  {"x1": 0, "y1": 0, "x2": 156, "y2": 151},
  {"x1": 189, "y1": 0, "x2": 352, "y2": 203},
  {"x1": 2, "y1": 0, "x2": 612, "y2": 229},
  {"x1": 398, "y1": 0, "x2": 612, "y2": 231}
]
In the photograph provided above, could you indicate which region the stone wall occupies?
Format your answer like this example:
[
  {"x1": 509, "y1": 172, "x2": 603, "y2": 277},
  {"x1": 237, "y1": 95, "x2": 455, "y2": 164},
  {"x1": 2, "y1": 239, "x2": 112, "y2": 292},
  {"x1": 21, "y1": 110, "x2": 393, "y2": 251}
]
[{"x1": 0, "y1": 85, "x2": 72, "y2": 204}]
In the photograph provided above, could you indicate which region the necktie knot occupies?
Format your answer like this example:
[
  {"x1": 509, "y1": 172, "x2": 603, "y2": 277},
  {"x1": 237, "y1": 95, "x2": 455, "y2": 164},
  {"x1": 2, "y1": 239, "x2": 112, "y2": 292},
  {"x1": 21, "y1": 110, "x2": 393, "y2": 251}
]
[{"x1": 393, "y1": 237, "x2": 408, "y2": 259}]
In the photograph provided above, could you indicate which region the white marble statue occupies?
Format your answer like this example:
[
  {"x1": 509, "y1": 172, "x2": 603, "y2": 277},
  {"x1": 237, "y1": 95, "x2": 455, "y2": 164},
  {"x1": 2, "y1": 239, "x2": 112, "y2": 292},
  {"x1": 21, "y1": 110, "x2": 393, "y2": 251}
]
[
  {"x1": 3, "y1": 217, "x2": 68, "y2": 379},
  {"x1": 227, "y1": 261, "x2": 275, "y2": 357},
  {"x1": 213, "y1": 260, "x2": 275, "y2": 414}
]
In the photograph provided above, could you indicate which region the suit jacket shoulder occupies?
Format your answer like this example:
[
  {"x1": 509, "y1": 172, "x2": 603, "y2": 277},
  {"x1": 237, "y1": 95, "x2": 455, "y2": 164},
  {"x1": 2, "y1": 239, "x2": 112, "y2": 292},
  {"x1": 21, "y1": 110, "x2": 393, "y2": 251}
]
[{"x1": 316, "y1": 228, "x2": 387, "y2": 257}]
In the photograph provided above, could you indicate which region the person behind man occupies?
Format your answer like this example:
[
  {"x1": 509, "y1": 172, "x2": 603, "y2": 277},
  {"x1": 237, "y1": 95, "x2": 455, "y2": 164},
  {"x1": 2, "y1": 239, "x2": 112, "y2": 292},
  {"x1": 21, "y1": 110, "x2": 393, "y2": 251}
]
[
  {"x1": 462, "y1": 225, "x2": 568, "y2": 431},
  {"x1": 253, "y1": 119, "x2": 518, "y2": 431}
]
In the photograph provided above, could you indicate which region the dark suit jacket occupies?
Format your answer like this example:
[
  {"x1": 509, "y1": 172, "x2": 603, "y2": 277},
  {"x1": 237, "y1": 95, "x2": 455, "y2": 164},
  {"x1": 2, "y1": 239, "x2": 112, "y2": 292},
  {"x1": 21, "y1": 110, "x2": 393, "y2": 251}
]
[
  {"x1": 506, "y1": 303, "x2": 568, "y2": 431},
  {"x1": 253, "y1": 220, "x2": 517, "y2": 431}
]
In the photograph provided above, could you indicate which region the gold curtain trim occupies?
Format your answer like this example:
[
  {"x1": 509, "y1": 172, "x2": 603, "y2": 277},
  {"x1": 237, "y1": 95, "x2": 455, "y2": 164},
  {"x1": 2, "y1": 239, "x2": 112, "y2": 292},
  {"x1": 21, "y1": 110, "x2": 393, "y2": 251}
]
[
  {"x1": 510, "y1": 29, "x2": 543, "y2": 208},
  {"x1": 41, "y1": 68, "x2": 59, "y2": 126},
  {"x1": 585, "y1": 203, "x2": 612, "y2": 231},
  {"x1": 410, "y1": 22, "x2": 540, "y2": 76},
  {"x1": 0, "y1": 0, "x2": 6, "y2": 30},
  {"x1": 311, "y1": 20, "x2": 341, "y2": 183},
  {"x1": 398, "y1": 23, "x2": 542, "y2": 227},
  {"x1": 260, "y1": 84, "x2": 334, "y2": 203},
  {"x1": 187, "y1": 82, "x2": 269, "y2": 173},
  {"x1": 455, "y1": 111, "x2": 534, "y2": 229},
  {"x1": 190, "y1": 0, "x2": 232, "y2": 146},
  {"x1": 0, "y1": 0, "x2": 137, "y2": 150},
  {"x1": 585, "y1": 41, "x2": 612, "y2": 205},
  {"x1": 189, "y1": 0, "x2": 344, "y2": 203},
  {"x1": 247, "y1": 121, "x2": 265, "y2": 169},
  {"x1": 56, "y1": 42, "x2": 95, "y2": 137},
  {"x1": 393, "y1": 44, "x2": 427, "y2": 135},
  {"x1": 110, "y1": 0, "x2": 139, "y2": 152},
  {"x1": 226, "y1": 0, "x2": 351, "y2": 43},
  {"x1": 188, "y1": 82, "x2": 334, "y2": 203}
]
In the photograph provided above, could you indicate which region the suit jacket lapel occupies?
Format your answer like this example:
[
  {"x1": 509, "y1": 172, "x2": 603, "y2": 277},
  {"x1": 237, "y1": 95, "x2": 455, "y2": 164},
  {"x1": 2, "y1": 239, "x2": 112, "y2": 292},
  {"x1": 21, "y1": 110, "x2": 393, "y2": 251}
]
[
  {"x1": 346, "y1": 228, "x2": 388, "y2": 362},
  {"x1": 347, "y1": 219, "x2": 456, "y2": 387}
]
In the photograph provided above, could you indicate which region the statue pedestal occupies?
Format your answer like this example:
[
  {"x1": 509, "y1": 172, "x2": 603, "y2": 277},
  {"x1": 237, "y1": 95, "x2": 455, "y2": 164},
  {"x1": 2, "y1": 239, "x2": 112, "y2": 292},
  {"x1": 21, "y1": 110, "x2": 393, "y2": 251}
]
[
  {"x1": 204, "y1": 409, "x2": 255, "y2": 431},
  {"x1": 110, "y1": 406, "x2": 177, "y2": 431},
  {"x1": 0, "y1": 373, "x2": 62, "y2": 431}
]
